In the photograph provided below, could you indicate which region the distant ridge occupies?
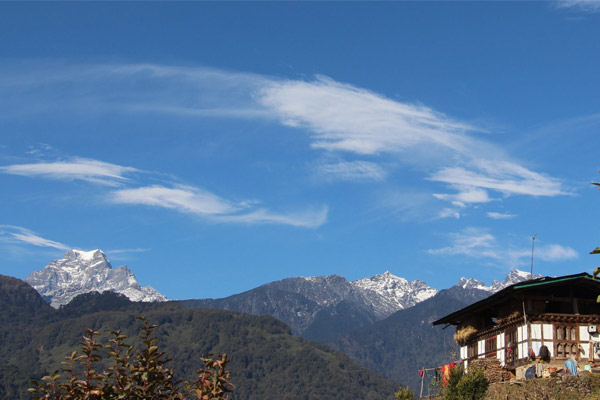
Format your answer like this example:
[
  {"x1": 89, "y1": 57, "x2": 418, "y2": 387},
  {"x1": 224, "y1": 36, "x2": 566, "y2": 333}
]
[
  {"x1": 181, "y1": 271, "x2": 438, "y2": 339},
  {"x1": 455, "y1": 269, "x2": 541, "y2": 292}
]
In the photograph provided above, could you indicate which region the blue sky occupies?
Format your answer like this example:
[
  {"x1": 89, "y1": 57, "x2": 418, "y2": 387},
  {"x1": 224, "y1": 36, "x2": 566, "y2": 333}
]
[{"x1": 1, "y1": 1, "x2": 599, "y2": 300}]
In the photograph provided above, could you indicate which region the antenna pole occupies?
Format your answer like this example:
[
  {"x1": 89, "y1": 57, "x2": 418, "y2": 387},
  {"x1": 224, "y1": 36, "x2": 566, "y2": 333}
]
[{"x1": 530, "y1": 233, "x2": 537, "y2": 279}]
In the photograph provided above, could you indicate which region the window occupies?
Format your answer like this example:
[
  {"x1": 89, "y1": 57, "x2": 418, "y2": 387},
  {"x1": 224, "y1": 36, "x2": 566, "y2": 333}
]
[
  {"x1": 554, "y1": 324, "x2": 578, "y2": 359},
  {"x1": 485, "y1": 336, "x2": 497, "y2": 358},
  {"x1": 505, "y1": 328, "x2": 518, "y2": 365},
  {"x1": 467, "y1": 341, "x2": 478, "y2": 359}
]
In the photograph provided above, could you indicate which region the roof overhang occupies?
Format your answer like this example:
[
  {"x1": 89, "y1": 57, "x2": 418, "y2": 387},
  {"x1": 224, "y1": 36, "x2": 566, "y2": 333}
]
[{"x1": 432, "y1": 272, "x2": 597, "y2": 326}]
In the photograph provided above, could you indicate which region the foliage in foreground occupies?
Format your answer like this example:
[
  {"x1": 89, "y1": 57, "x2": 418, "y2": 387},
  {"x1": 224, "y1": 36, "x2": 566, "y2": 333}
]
[
  {"x1": 29, "y1": 317, "x2": 233, "y2": 400},
  {"x1": 443, "y1": 366, "x2": 488, "y2": 400},
  {"x1": 394, "y1": 386, "x2": 414, "y2": 400}
]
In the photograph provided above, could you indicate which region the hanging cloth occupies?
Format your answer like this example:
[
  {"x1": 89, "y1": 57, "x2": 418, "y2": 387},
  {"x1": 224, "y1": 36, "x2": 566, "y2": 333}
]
[{"x1": 441, "y1": 362, "x2": 456, "y2": 386}]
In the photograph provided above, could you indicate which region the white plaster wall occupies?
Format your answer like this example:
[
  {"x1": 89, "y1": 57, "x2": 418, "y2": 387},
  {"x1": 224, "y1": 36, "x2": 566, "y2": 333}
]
[
  {"x1": 519, "y1": 342, "x2": 527, "y2": 358},
  {"x1": 580, "y1": 343, "x2": 589, "y2": 358},
  {"x1": 531, "y1": 324, "x2": 542, "y2": 340},
  {"x1": 478, "y1": 340, "x2": 485, "y2": 358},
  {"x1": 498, "y1": 332, "x2": 505, "y2": 348},
  {"x1": 460, "y1": 346, "x2": 467, "y2": 359},
  {"x1": 497, "y1": 349, "x2": 505, "y2": 366},
  {"x1": 518, "y1": 324, "x2": 528, "y2": 342},
  {"x1": 543, "y1": 324, "x2": 553, "y2": 340},
  {"x1": 580, "y1": 326, "x2": 590, "y2": 342}
]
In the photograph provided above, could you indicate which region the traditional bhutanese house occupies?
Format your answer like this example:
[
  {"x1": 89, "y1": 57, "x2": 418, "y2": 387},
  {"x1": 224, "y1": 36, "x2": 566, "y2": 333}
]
[{"x1": 433, "y1": 273, "x2": 600, "y2": 370}]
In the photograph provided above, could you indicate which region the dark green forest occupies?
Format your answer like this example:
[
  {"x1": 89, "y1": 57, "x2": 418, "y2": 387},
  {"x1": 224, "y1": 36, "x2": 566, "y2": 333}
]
[
  {"x1": 0, "y1": 275, "x2": 399, "y2": 400},
  {"x1": 330, "y1": 286, "x2": 488, "y2": 395}
]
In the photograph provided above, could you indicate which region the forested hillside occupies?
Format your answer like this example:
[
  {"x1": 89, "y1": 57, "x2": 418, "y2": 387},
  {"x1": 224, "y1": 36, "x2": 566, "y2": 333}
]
[
  {"x1": 330, "y1": 285, "x2": 489, "y2": 395},
  {"x1": 0, "y1": 275, "x2": 399, "y2": 400}
]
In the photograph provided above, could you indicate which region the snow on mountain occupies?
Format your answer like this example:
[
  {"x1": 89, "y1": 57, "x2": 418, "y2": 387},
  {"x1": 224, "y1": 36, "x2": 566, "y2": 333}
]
[
  {"x1": 351, "y1": 271, "x2": 437, "y2": 318},
  {"x1": 455, "y1": 269, "x2": 540, "y2": 293},
  {"x1": 456, "y1": 277, "x2": 490, "y2": 291},
  {"x1": 25, "y1": 249, "x2": 166, "y2": 308}
]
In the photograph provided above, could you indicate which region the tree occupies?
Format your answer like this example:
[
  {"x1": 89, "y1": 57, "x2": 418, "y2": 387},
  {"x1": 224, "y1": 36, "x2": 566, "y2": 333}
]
[
  {"x1": 395, "y1": 386, "x2": 414, "y2": 400},
  {"x1": 444, "y1": 366, "x2": 488, "y2": 400},
  {"x1": 29, "y1": 317, "x2": 233, "y2": 400}
]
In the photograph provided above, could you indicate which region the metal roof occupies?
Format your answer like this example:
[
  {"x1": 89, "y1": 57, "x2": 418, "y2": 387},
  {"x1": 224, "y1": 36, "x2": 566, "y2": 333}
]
[{"x1": 432, "y1": 272, "x2": 597, "y2": 326}]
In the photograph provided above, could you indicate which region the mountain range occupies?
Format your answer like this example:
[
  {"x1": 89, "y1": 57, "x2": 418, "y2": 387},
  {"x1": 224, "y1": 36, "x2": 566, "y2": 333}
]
[
  {"x1": 0, "y1": 275, "x2": 399, "y2": 399},
  {"x1": 182, "y1": 267, "x2": 538, "y2": 342},
  {"x1": 19, "y1": 249, "x2": 541, "y2": 394}
]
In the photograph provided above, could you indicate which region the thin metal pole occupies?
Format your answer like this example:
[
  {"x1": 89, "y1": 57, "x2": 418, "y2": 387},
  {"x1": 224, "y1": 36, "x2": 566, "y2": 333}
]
[
  {"x1": 419, "y1": 368, "x2": 425, "y2": 399},
  {"x1": 530, "y1": 233, "x2": 537, "y2": 279}
]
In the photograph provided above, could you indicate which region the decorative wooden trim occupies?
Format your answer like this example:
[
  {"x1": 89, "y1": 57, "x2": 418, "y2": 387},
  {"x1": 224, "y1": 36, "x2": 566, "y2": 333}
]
[{"x1": 531, "y1": 313, "x2": 600, "y2": 324}]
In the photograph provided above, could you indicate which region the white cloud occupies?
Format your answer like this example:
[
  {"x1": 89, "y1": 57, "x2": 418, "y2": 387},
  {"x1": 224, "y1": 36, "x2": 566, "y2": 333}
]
[
  {"x1": 0, "y1": 62, "x2": 569, "y2": 213},
  {"x1": 258, "y1": 76, "x2": 474, "y2": 155},
  {"x1": 216, "y1": 206, "x2": 328, "y2": 228},
  {"x1": 1, "y1": 152, "x2": 326, "y2": 229},
  {"x1": 428, "y1": 227, "x2": 577, "y2": 267},
  {"x1": 428, "y1": 227, "x2": 498, "y2": 258},
  {"x1": 0, "y1": 158, "x2": 138, "y2": 186},
  {"x1": 430, "y1": 159, "x2": 567, "y2": 198},
  {"x1": 555, "y1": 0, "x2": 600, "y2": 13},
  {"x1": 110, "y1": 185, "x2": 327, "y2": 228},
  {"x1": 0, "y1": 225, "x2": 70, "y2": 250},
  {"x1": 0, "y1": 62, "x2": 271, "y2": 120},
  {"x1": 437, "y1": 208, "x2": 461, "y2": 219},
  {"x1": 487, "y1": 212, "x2": 517, "y2": 220},
  {"x1": 255, "y1": 74, "x2": 568, "y2": 205},
  {"x1": 434, "y1": 187, "x2": 492, "y2": 207},
  {"x1": 318, "y1": 161, "x2": 387, "y2": 182},
  {"x1": 536, "y1": 244, "x2": 578, "y2": 261},
  {"x1": 107, "y1": 248, "x2": 150, "y2": 255},
  {"x1": 111, "y1": 185, "x2": 241, "y2": 215}
]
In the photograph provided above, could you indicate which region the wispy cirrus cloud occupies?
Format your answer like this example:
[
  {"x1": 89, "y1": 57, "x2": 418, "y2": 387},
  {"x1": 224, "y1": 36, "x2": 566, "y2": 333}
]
[
  {"x1": 111, "y1": 185, "x2": 243, "y2": 216},
  {"x1": 437, "y1": 208, "x2": 462, "y2": 220},
  {"x1": 487, "y1": 212, "x2": 517, "y2": 220},
  {"x1": 1, "y1": 153, "x2": 326, "y2": 229},
  {"x1": 429, "y1": 159, "x2": 566, "y2": 198},
  {"x1": 428, "y1": 227, "x2": 498, "y2": 258},
  {"x1": 253, "y1": 74, "x2": 568, "y2": 208},
  {"x1": 433, "y1": 187, "x2": 492, "y2": 208},
  {"x1": 258, "y1": 76, "x2": 474, "y2": 156},
  {"x1": 110, "y1": 185, "x2": 327, "y2": 228},
  {"x1": 107, "y1": 248, "x2": 150, "y2": 255},
  {"x1": 317, "y1": 160, "x2": 387, "y2": 182},
  {"x1": 554, "y1": 0, "x2": 600, "y2": 13},
  {"x1": 0, "y1": 225, "x2": 70, "y2": 250},
  {"x1": 0, "y1": 158, "x2": 138, "y2": 186},
  {"x1": 215, "y1": 206, "x2": 328, "y2": 228},
  {"x1": 0, "y1": 62, "x2": 570, "y2": 216},
  {"x1": 428, "y1": 227, "x2": 578, "y2": 267}
]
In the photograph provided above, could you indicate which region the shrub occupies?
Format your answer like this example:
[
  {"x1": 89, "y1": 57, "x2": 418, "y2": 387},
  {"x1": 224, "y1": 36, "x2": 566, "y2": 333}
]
[
  {"x1": 444, "y1": 366, "x2": 488, "y2": 400},
  {"x1": 29, "y1": 317, "x2": 233, "y2": 399},
  {"x1": 395, "y1": 386, "x2": 414, "y2": 400}
]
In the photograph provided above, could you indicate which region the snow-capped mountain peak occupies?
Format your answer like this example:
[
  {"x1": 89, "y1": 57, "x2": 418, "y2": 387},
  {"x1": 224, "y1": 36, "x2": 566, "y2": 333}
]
[
  {"x1": 25, "y1": 249, "x2": 166, "y2": 308},
  {"x1": 456, "y1": 277, "x2": 489, "y2": 291},
  {"x1": 351, "y1": 271, "x2": 438, "y2": 318},
  {"x1": 68, "y1": 249, "x2": 105, "y2": 262},
  {"x1": 455, "y1": 269, "x2": 540, "y2": 293}
]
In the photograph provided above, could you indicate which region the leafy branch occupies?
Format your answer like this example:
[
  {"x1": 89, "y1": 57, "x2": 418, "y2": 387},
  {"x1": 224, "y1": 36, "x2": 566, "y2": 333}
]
[{"x1": 29, "y1": 317, "x2": 233, "y2": 400}]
